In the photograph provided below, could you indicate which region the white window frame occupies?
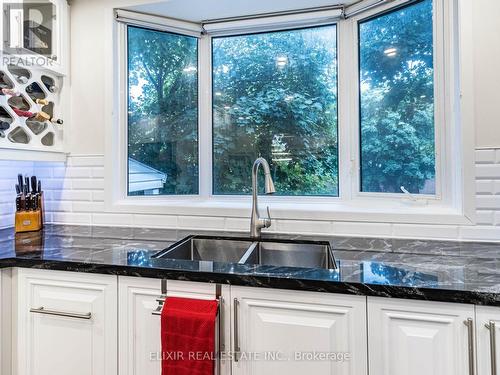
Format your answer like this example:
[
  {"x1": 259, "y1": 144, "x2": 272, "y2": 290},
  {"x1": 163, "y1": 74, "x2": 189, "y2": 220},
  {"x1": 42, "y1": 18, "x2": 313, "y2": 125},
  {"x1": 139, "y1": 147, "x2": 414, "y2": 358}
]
[{"x1": 105, "y1": 0, "x2": 475, "y2": 226}]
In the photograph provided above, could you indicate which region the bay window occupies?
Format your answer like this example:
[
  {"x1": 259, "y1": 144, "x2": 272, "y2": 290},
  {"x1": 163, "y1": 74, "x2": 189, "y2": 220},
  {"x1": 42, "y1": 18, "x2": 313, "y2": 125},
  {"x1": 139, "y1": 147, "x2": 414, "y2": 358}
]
[{"x1": 111, "y1": 0, "x2": 470, "y2": 224}]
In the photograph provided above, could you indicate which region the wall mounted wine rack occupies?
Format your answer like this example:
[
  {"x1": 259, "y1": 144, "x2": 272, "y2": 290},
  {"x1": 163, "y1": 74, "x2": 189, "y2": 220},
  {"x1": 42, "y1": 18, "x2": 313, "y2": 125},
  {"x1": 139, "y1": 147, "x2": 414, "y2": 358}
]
[{"x1": 0, "y1": 63, "x2": 65, "y2": 155}]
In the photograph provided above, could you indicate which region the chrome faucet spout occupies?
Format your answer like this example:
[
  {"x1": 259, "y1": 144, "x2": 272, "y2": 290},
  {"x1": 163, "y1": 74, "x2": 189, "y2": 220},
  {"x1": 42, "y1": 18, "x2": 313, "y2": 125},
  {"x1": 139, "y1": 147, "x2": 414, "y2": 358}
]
[{"x1": 250, "y1": 158, "x2": 275, "y2": 238}]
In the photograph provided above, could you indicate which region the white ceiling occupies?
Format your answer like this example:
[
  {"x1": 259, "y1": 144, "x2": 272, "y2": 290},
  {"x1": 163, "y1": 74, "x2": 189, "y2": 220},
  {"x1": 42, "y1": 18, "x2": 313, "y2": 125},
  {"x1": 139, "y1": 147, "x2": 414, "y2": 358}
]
[{"x1": 126, "y1": 0, "x2": 358, "y2": 23}]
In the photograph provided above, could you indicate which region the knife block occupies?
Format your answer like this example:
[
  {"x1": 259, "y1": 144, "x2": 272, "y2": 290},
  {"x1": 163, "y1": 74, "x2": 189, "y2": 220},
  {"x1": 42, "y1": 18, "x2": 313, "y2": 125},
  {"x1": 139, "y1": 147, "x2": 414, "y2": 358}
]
[
  {"x1": 15, "y1": 193, "x2": 44, "y2": 233},
  {"x1": 15, "y1": 210, "x2": 42, "y2": 233}
]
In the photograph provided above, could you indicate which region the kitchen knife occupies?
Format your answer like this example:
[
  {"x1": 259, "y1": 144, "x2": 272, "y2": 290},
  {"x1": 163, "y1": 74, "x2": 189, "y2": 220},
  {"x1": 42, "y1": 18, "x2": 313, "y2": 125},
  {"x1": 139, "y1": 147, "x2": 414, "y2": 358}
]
[
  {"x1": 31, "y1": 176, "x2": 37, "y2": 193},
  {"x1": 24, "y1": 182, "x2": 31, "y2": 211},
  {"x1": 18, "y1": 174, "x2": 23, "y2": 192},
  {"x1": 38, "y1": 180, "x2": 41, "y2": 193},
  {"x1": 15, "y1": 184, "x2": 21, "y2": 212}
]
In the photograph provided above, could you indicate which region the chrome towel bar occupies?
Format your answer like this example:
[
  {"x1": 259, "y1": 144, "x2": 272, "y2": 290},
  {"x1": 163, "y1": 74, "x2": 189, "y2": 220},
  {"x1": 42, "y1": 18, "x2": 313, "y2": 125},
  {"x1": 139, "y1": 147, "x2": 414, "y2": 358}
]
[{"x1": 152, "y1": 281, "x2": 224, "y2": 375}]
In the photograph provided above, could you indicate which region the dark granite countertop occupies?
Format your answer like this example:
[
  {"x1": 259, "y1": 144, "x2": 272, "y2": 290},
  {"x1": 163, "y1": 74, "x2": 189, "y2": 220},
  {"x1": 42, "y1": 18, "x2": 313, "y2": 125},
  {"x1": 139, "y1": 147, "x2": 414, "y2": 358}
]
[{"x1": 1, "y1": 224, "x2": 500, "y2": 306}]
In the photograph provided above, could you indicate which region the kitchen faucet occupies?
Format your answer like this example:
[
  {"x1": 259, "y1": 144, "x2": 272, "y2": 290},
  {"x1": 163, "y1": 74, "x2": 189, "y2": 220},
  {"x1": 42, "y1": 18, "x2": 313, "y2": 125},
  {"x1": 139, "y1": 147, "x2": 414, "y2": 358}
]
[{"x1": 250, "y1": 157, "x2": 275, "y2": 238}]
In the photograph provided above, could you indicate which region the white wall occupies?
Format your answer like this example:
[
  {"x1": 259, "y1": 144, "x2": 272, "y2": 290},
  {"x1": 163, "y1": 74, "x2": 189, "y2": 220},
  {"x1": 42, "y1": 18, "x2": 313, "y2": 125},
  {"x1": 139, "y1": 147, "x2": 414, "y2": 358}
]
[
  {"x1": 69, "y1": 0, "x2": 153, "y2": 155},
  {"x1": 473, "y1": 0, "x2": 500, "y2": 148}
]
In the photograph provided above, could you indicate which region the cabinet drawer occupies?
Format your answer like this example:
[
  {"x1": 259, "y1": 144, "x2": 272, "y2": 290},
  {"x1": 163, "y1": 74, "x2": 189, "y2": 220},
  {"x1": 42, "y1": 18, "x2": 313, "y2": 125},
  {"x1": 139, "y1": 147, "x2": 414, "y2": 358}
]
[{"x1": 14, "y1": 268, "x2": 117, "y2": 375}]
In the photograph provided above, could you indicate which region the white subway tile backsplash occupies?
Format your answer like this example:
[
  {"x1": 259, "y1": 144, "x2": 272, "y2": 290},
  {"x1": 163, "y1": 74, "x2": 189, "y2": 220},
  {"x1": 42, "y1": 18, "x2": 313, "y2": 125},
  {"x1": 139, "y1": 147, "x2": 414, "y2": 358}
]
[
  {"x1": 393, "y1": 224, "x2": 460, "y2": 239},
  {"x1": 133, "y1": 214, "x2": 178, "y2": 228},
  {"x1": 92, "y1": 213, "x2": 133, "y2": 226},
  {"x1": 332, "y1": 222, "x2": 392, "y2": 237},
  {"x1": 476, "y1": 164, "x2": 500, "y2": 179},
  {"x1": 91, "y1": 167, "x2": 104, "y2": 178},
  {"x1": 43, "y1": 178, "x2": 71, "y2": 190},
  {"x1": 52, "y1": 167, "x2": 68, "y2": 178},
  {"x1": 3, "y1": 148, "x2": 500, "y2": 241},
  {"x1": 476, "y1": 149, "x2": 497, "y2": 163},
  {"x1": 460, "y1": 226, "x2": 500, "y2": 241},
  {"x1": 64, "y1": 167, "x2": 92, "y2": 178},
  {"x1": 52, "y1": 212, "x2": 92, "y2": 225},
  {"x1": 71, "y1": 178, "x2": 104, "y2": 190},
  {"x1": 44, "y1": 201, "x2": 72, "y2": 212},
  {"x1": 0, "y1": 214, "x2": 14, "y2": 229},
  {"x1": 276, "y1": 219, "x2": 332, "y2": 234},
  {"x1": 476, "y1": 180, "x2": 495, "y2": 195},
  {"x1": 224, "y1": 218, "x2": 250, "y2": 231},
  {"x1": 66, "y1": 156, "x2": 104, "y2": 167},
  {"x1": 476, "y1": 195, "x2": 500, "y2": 210},
  {"x1": 72, "y1": 201, "x2": 105, "y2": 212},
  {"x1": 178, "y1": 216, "x2": 225, "y2": 230},
  {"x1": 92, "y1": 191, "x2": 105, "y2": 202},
  {"x1": 476, "y1": 210, "x2": 495, "y2": 225},
  {"x1": 52, "y1": 190, "x2": 93, "y2": 202}
]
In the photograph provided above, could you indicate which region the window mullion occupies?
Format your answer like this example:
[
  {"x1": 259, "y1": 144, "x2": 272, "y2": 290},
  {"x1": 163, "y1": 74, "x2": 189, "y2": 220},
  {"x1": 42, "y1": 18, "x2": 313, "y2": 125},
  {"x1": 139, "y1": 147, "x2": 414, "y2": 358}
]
[
  {"x1": 337, "y1": 17, "x2": 356, "y2": 202},
  {"x1": 198, "y1": 35, "x2": 213, "y2": 197}
]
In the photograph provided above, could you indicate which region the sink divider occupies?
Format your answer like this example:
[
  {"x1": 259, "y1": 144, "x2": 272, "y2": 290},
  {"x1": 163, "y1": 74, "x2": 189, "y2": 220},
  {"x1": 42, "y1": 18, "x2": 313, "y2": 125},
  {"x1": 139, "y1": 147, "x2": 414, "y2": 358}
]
[{"x1": 238, "y1": 241, "x2": 259, "y2": 264}]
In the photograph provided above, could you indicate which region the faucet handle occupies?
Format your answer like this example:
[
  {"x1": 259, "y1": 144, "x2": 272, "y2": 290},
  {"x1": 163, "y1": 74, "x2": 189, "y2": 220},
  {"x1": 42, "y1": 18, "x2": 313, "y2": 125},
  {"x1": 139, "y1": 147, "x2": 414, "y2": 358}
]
[{"x1": 263, "y1": 206, "x2": 272, "y2": 229}]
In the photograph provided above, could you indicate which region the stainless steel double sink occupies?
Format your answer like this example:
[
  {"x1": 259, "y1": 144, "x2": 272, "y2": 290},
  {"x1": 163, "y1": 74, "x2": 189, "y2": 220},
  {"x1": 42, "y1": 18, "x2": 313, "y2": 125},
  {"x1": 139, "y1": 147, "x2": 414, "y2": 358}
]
[{"x1": 152, "y1": 235, "x2": 337, "y2": 270}]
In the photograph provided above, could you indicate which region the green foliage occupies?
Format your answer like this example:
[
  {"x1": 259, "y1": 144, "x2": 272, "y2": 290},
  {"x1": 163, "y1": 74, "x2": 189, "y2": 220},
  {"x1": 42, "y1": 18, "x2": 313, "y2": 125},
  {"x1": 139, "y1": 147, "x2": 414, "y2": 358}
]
[
  {"x1": 360, "y1": 0, "x2": 435, "y2": 194},
  {"x1": 212, "y1": 26, "x2": 339, "y2": 196},
  {"x1": 127, "y1": 26, "x2": 198, "y2": 195}
]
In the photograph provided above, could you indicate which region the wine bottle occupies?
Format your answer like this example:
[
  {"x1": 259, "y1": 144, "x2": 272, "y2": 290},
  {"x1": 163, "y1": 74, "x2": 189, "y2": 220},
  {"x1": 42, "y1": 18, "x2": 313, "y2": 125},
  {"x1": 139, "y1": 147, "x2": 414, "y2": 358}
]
[
  {"x1": 1, "y1": 88, "x2": 20, "y2": 96},
  {"x1": 0, "y1": 121, "x2": 10, "y2": 131},
  {"x1": 35, "y1": 99, "x2": 49, "y2": 105}
]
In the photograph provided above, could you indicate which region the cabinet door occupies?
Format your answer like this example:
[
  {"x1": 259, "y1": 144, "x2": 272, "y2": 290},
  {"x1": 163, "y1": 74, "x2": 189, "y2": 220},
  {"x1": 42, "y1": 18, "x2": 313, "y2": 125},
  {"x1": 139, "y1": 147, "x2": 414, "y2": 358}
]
[
  {"x1": 1, "y1": 269, "x2": 12, "y2": 375},
  {"x1": 476, "y1": 306, "x2": 500, "y2": 375},
  {"x1": 118, "y1": 278, "x2": 231, "y2": 375},
  {"x1": 14, "y1": 268, "x2": 117, "y2": 375},
  {"x1": 231, "y1": 286, "x2": 367, "y2": 375},
  {"x1": 368, "y1": 297, "x2": 475, "y2": 375},
  {"x1": 118, "y1": 276, "x2": 162, "y2": 375}
]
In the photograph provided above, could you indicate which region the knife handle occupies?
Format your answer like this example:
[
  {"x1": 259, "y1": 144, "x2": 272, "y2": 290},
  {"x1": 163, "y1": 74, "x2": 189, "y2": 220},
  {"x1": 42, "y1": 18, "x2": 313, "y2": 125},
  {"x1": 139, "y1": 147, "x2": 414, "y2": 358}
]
[
  {"x1": 18, "y1": 174, "x2": 23, "y2": 192},
  {"x1": 16, "y1": 195, "x2": 21, "y2": 212},
  {"x1": 31, "y1": 176, "x2": 37, "y2": 193}
]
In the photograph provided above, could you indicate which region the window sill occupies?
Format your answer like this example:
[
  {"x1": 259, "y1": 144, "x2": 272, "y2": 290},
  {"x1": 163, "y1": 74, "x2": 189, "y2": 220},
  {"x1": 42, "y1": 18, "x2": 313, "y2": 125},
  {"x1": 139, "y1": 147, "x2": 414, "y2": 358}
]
[{"x1": 106, "y1": 196, "x2": 473, "y2": 226}]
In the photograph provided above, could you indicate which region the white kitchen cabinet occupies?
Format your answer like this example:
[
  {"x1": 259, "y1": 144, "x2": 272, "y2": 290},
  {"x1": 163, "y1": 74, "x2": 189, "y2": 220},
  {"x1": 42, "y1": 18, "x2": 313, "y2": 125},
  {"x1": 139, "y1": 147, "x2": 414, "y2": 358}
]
[
  {"x1": 476, "y1": 306, "x2": 500, "y2": 375},
  {"x1": 118, "y1": 277, "x2": 231, "y2": 375},
  {"x1": 231, "y1": 286, "x2": 368, "y2": 375},
  {"x1": 1, "y1": 269, "x2": 13, "y2": 375},
  {"x1": 13, "y1": 268, "x2": 117, "y2": 375},
  {"x1": 368, "y1": 297, "x2": 475, "y2": 375}
]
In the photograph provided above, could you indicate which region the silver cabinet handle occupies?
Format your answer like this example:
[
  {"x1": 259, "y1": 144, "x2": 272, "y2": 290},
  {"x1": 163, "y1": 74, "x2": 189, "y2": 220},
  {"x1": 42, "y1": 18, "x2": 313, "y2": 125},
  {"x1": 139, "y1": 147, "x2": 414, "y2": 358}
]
[
  {"x1": 30, "y1": 306, "x2": 92, "y2": 320},
  {"x1": 233, "y1": 298, "x2": 240, "y2": 362},
  {"x1": 486, "y1": 321, "x2": 497, "y2": 375},
  {"x1": 464, "y1": 318, "x2": 476, "y2": 375}
]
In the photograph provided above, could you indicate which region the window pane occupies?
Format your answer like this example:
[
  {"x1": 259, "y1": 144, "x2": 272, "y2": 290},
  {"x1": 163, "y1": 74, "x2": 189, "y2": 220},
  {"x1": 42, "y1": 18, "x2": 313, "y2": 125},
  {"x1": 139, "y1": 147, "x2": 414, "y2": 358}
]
[
  {"x1": 359, "y1": 0, "x2": 435, "y2": 194},
  {"x1": 212, "y1": 26, "x2": 338, "y2": 196},
  {"x1": 127, "y1": 26, "x2": 198, "y2": 196}
]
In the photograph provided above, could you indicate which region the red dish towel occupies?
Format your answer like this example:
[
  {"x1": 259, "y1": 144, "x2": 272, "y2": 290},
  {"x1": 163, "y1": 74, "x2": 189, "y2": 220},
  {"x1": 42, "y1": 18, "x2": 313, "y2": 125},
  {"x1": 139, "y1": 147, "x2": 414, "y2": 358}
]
[{"x1": 161, "y1": 297, "x2": 218, "y2": 375}]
